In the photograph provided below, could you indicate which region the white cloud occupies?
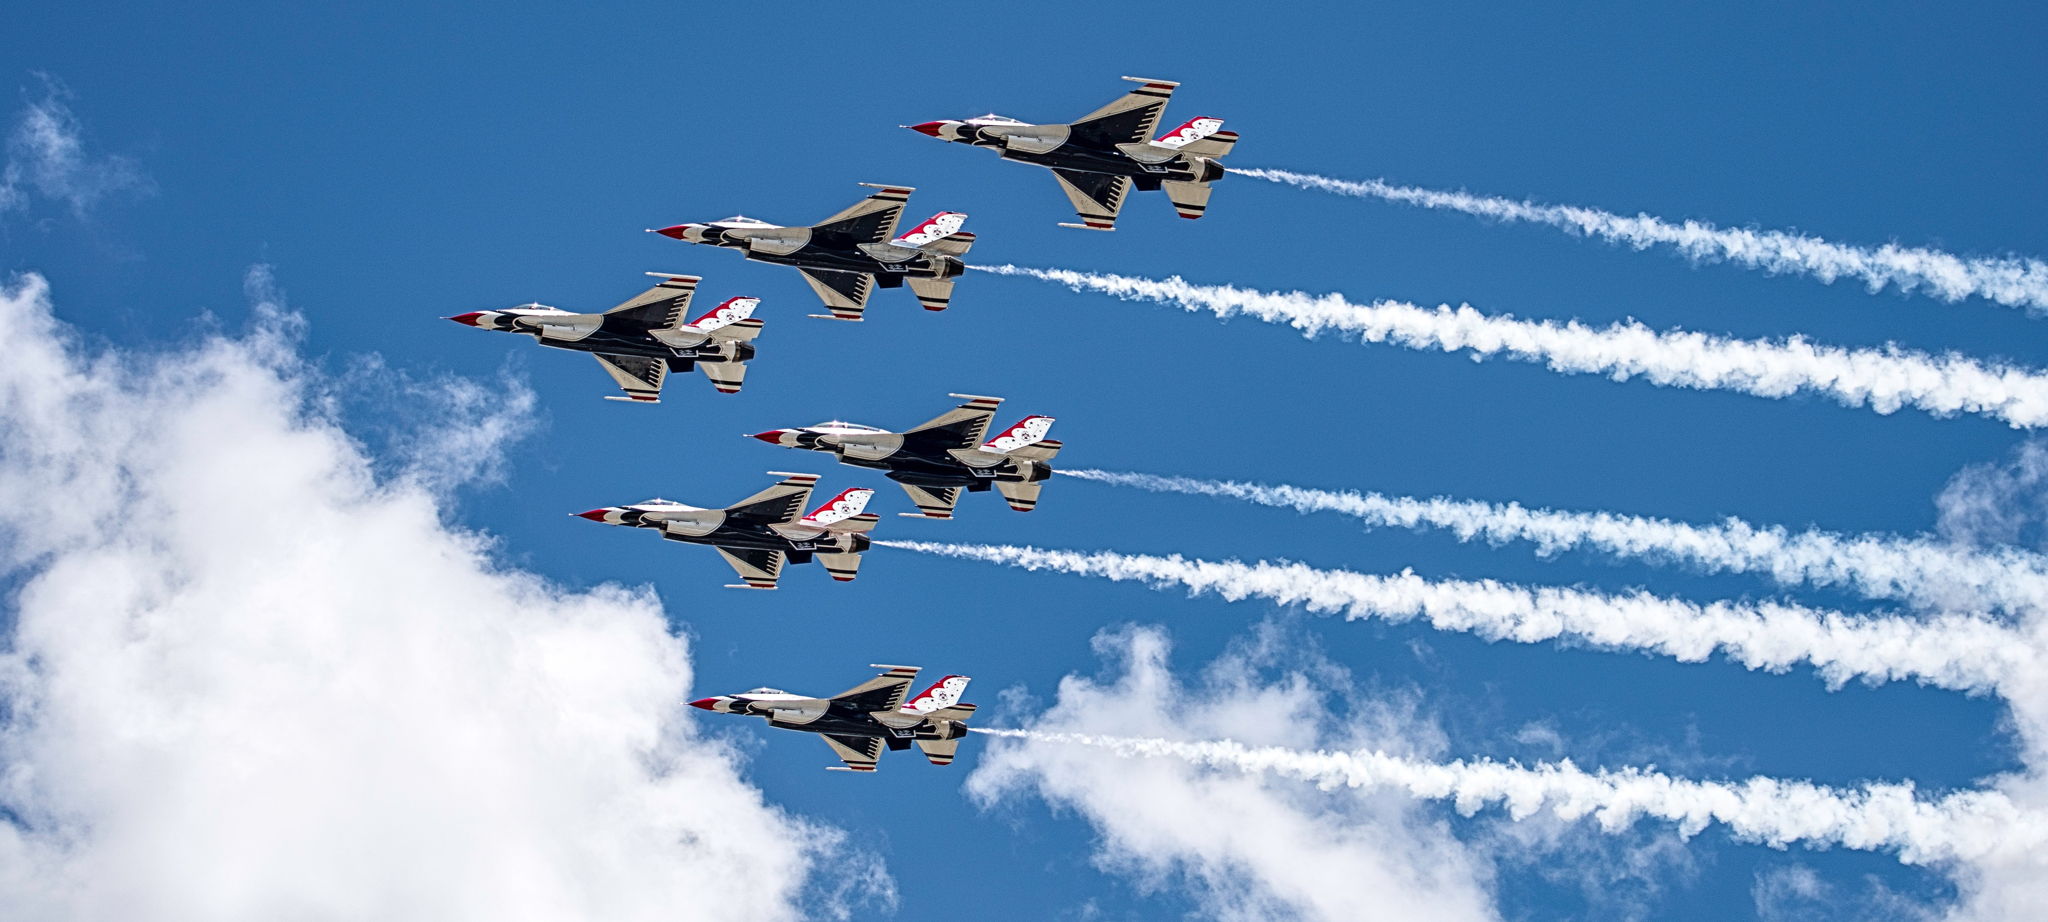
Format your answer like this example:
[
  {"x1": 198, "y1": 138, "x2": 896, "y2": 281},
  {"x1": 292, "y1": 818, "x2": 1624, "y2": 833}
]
[
  {"x1": 0, "y1": 272, "x2": 883, "y2": 921},
  {"x1": 967, "y1": 625, "x2": 1501, "y2": 922},
  {"x1": 0, "y1": 75, "x2": 151, "y2": 220},
  {"x1": 1936, "y1": 439, "x2": 2048, "y2": 551}
]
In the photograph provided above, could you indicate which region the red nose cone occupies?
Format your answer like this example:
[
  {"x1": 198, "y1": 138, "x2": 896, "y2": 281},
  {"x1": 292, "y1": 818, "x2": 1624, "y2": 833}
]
[
  {"x1": 907, "y1": 121, "x2": 945, "y2": 138},
  {"x1": 687, "y1": 697, "x2": 719, "y2": 711},
  {"x1": 651, "y1": 225, "x2": 691, "y2": 240},
  {"x1": 446, "y1": 312, "x2": 485, "y2": 326},
  {"x1": 573, "y1": 508, "x2": 611, "y2": 523},
  {"x1": 749, "y1": 429, "x2": 790, "y2": 444}
]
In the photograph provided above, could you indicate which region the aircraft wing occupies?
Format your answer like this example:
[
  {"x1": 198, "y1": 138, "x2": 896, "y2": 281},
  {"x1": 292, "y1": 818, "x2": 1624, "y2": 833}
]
[
  {"x1": 902, "y1": 394, "x2": 1004, "y2": 448},
  {"x1": 592, "y1": 353, "x2": 665, "y2": 403},
  {"x1": 714, "y1": 546, "x2": 786, "y2": 590},
  {"x1": 1050, "y1": 170, "x2": 1132, "y2": 231},
  {"x1": 896, "y1": 482, "x2": 963, "y2": 520},
  {"x1": 822, "y1": 734, "x2": 883, "y2": 772},
  {"x1": 830, "y1": 664, "x2": 921, "y2": 713},
  {"x1": 811, "y1": 184, "x2": 913, "y2": 246},
  {"x1": 723, "y1": 472, "x2": 820, "y2": 525},
  {"x1": 1069, "y1": 78, "x2": 1177, "y2": 148},
  {"x1": 797, "y1": 269, "x2": 873, "y2": 321},
  {"x1": 602, "y1": 274, "x2": 698, "y2": 328}
]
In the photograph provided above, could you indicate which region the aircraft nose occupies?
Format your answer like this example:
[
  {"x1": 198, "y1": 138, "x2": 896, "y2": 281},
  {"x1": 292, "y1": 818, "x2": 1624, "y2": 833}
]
[
  {"x1": 649, "y1": 224, "x2": 696, "y2": 241},
  {"x1": 572, "y1": 508, "x2": 614, "y2": 523},
  {"x1": 446, "y1": 312, "x2": 486, "y2": 327},
  {"x1": 687, "y1": 697, "x2": 722, "y2": 712},
  {"x1": 904, "y1": 121, "x2": 946, "y2": 138},
  {"x1": 748, "y1": 429, "x2": 797, "y2": 446}
]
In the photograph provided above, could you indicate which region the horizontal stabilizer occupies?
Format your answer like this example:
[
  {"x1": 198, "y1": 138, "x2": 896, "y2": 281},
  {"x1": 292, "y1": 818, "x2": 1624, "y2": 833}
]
[
  {"x1": 907, "y1": 276, "x2": 956, "y2": 312},
  {"x1": 698, "y1": 360, "x2": 747, "y2": 395},
  {"x1": 1162, "y1": 180, "x2": 1213, "y2": 220},
  {"x1": 914, "y1": 736, "x2": 962, "y2": 766},
  {"x1": 816, "y1": 551, "x2": 864, "y2": 582},
  {"x1": 921, "y1": 230, "x2": 975, "y2": 257},
  {"x1": 1006, "y1": 438, "x2": 1062, "y2": 462},
  {"x1": 996, "y1": 480, "x2": 1043, "y2": 512},
  {"x1": 1176, "y1": 129, "x2": 1238, "y2": 159},
  {"x1": 924, "y1": 703, "x2": 977, "y2": 722}
]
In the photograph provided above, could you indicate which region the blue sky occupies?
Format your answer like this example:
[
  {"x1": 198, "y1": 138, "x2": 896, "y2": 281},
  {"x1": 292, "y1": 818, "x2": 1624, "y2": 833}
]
[{"x1": 5, "y1": 2, "x2": 2048, "y2": 920}]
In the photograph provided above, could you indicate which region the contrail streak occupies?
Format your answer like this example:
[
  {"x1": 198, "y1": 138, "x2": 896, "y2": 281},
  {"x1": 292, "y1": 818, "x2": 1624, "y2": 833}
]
[
  {"x1": 1234, "y1": 167, "x2": 2048, "y2": 315},
  {"x1": 973, "y1": 264, "x2": 2048, "y2": 430},
  {"x1": 974, "y1": 728, "x2": 2034, "y2": 864},
  {"x1": 1060, "y1": 469, "x2": 2048, "y2": 615},
  {"x1": 876, "y1": 541, "x2": 2032, "y2": 693}
]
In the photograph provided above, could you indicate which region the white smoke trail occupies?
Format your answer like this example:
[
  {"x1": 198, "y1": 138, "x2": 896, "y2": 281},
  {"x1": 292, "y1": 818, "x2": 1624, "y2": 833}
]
[
  {"x1": 1060, "y1": 469, "x2": 2048, "y2": 616},
  {"x1": 875, "y1": 541, "x2": 2033, "y2": 693},
  {"x1": 973, "y1": 728, "x2": 2036, "y2": 865},
  {"x1": 973, "y1": 264, "x2": 2048, "y2": 430},
  {"x1": 1234, "y1": 167, "x2": 2048, "y2": 315}
]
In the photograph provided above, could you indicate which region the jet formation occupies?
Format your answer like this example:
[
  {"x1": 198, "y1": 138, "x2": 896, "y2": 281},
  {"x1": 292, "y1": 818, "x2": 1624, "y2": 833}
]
[{"x1": 451, "y1": 76, "x2": 1237, "y2": 771}]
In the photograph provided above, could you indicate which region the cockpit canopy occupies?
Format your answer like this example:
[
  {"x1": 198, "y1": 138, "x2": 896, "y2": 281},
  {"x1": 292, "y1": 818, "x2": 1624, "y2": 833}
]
[
  {"x1": 965, "y1": 112, "x2": 1026, "y2": 125},
  {"x1": 811, "y1": 420, "x2": 886, "y2": 433},
  {"x1": 742, "y1": 686, "x2": 787, "y2": 696},
  {"x1": 715, "y1": 214, "x2": 774, "y2": 226}
]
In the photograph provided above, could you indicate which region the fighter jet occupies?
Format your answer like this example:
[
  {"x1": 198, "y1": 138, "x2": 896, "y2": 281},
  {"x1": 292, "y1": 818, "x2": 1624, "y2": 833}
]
[
  {"x1": 649, "y1": 184, "x2": 973, "y2": 321},
  {"x1": 690, "y1": 665, "x2": 976, "y2": 772},
  {"x1": 750, "y1": 393, "x2": 1058, "y2": 520},
  {"x1": 447, "y1": 273, "x2": 763, "y2": 403},
  {"x1": 575, "y1": 472, "x2": 877, "y2": 589},
  {"x1": 905, "y1": 76, "x2": 1238, "y2": 231}
]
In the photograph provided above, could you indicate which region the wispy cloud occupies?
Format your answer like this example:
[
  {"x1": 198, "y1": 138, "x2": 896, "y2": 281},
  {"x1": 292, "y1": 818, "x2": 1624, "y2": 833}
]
[
  {"x1": 966, "y1": 625, "x2": 1500, "y2": 922},
  {"x1": 977, "y1": 265, "x2": 2048, "y2": 429},
  {"x1": 1235, "y1": 167, "x2": 2048, "y2": 315},
  {"x1": 1061, "y1": 469, "x2": 2048, "y2": 615},
  {"x1": 0, "y1": 272, "x2": 880, "y2": 921},
  {"x1": 977, "y1": 727, "x2": 2032, "y2": 865},
  {"x1": 877, "y1": 541, "x2": 2031, "y2": 693},
  {"x1": 1, "y1": 75, "x2": 151, "y2": 220}
]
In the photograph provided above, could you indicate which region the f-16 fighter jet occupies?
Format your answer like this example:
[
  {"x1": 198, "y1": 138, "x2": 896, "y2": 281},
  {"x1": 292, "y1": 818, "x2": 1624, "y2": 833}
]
[
  {"x1": 905, "y1": 76, "x2": 1237, "y2": 231},
  {"x1": 750, "y1": 393, "x2": 1058, "y2": 520},
  {"x1": 447, "y1": 273, "x2": 763, "y2": 403},
  {"x1": 690, "y1": 665, "x2": 976, "y2": 772},
  {"x1": 575, "y1": 472, "x2": 877, "y2": 589},
  {"x1": 649, "y1": 184, "x2": 973, "y2": 321}
]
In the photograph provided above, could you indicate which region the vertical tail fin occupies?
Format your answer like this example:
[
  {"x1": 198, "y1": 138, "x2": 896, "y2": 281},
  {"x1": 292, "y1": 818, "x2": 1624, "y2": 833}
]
[
  {"x1": 1153, "y1": 116, "x2": 1224, "y2": 150},
  {"x1": 981, "y1": 415, "x2": 1055, "y2": 453},
  {"x1": 900, "y1": 675, "x2": 971, "y2": 715},
  {"x1": 683, "y1": 296, "x2": 761, "y2": 334},
  {"x1": 890, "y1": 211, "x2": 968, "y2": 248},
  {"x1": 800, "y1": 487, "x2": 874, "y2": 527}
]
